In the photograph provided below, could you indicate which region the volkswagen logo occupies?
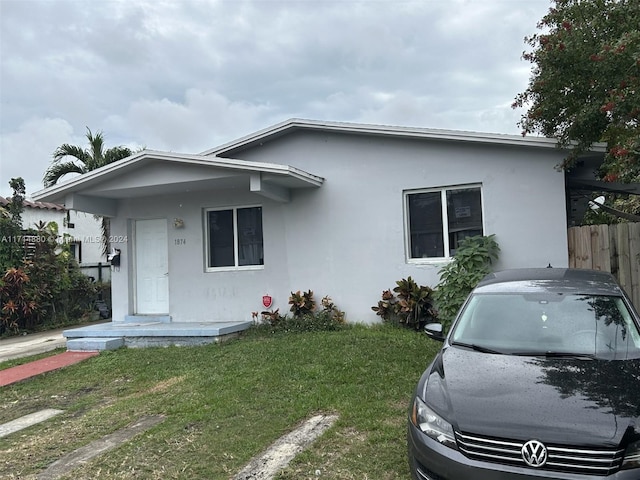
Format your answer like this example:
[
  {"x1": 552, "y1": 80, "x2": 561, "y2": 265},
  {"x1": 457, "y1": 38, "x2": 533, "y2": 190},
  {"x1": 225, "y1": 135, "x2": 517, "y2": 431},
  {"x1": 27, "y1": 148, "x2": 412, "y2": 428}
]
[{"x1": 521, "y1": 440, "x2": 548, "y2": 467}]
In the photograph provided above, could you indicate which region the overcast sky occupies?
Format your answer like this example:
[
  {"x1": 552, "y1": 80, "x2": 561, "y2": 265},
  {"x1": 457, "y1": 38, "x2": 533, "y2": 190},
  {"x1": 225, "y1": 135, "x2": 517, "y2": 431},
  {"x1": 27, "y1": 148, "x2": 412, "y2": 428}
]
[{"x1": 0, "y1": 0, "x2": 552, "y2": 198}]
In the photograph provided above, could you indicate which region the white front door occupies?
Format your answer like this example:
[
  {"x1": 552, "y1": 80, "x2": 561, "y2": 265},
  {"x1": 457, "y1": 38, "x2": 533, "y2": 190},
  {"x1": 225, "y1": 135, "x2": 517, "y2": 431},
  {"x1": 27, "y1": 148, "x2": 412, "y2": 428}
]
[{"x1": 135, "y1": 218, "x2": 169, "y2": 314}]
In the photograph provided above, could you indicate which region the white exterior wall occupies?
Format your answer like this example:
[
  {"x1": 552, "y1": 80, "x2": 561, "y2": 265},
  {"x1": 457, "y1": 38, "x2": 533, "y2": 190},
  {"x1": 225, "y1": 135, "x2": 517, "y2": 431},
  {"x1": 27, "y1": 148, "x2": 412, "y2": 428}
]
[
  {"x1": 66, "y1": 211, "x2": 106, "y2": 264},
  {"x1": 66, "y1": 211, "x2": 109, "y2": 282},
  {"x1": 108, "y1": 130, "x2": 569, "y2": 324},
  {"x1": 20, "y1": 207, "x2": 65, "y2": 232},
  {"x1": 19, "y1": 206, "x2": 107, "y2": 280}
]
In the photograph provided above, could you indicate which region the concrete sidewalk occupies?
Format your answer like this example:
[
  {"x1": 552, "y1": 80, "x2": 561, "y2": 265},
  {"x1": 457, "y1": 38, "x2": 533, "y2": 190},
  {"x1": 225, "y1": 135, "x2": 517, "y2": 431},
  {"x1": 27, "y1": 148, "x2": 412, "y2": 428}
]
[
  {"x1": 0, "y1": 328, "x2": 67, "y2": 363},
  {"x1": 0, "y1": 326, "x2": 110, "y2": 386},
  {"x1": 0, "y1": 321, "x2": 113, "y2": 363}
]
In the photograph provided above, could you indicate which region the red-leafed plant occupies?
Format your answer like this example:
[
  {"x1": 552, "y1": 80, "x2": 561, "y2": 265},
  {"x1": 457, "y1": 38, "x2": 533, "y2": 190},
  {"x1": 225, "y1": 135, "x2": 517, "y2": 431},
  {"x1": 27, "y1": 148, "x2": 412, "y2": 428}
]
[
  {"x1": 289, "y1": 290, "x2": 316, "y2": 317},
  {"x1": 372, "y1": 277, "x2": 436, "y2": 330},
  {"x1": 0, "y1": 267, "x2": 40, "y2": 333}
]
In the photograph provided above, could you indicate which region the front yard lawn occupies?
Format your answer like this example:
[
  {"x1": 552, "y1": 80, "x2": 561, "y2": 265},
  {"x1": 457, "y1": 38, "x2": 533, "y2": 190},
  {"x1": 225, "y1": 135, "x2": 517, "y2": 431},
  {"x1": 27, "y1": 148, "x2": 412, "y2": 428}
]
[{"x1": 0, "y1": 325, "x2": 439, "y2": 479}]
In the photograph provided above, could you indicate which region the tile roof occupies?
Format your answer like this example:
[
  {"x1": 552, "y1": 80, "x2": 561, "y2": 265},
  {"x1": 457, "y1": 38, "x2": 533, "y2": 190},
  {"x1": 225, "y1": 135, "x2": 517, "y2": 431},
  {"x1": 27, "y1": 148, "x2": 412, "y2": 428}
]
[{"x1": 0, "y1": 195, "x2": 65, "y2": 211}]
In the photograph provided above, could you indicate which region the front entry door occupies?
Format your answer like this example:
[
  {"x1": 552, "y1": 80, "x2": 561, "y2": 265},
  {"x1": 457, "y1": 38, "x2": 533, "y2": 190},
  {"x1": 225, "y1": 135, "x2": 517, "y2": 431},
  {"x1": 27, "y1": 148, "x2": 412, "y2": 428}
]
[{"x1": 135, "y1": 218, "x2": 169, "y2": 314}]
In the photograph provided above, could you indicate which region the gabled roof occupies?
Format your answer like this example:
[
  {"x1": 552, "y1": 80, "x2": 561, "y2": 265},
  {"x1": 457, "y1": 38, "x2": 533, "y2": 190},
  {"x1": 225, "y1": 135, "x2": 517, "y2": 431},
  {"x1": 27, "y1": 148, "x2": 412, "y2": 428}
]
[
  {"x1": 31, "y1": 118, "x2": 608, "y2": 216},
  {"x1": 32, "y1": 149, "x2": 324, "y2": 207},
  {"x1": 200, "y1": 118, "x2": 607, "y2": 157}
]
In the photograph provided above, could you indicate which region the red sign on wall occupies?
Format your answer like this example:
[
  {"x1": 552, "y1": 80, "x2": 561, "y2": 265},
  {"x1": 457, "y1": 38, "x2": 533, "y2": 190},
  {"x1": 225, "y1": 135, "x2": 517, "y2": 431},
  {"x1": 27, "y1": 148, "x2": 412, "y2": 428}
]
[{"x1": 262, "y1": 295, "x2": 273, "y2": 309}]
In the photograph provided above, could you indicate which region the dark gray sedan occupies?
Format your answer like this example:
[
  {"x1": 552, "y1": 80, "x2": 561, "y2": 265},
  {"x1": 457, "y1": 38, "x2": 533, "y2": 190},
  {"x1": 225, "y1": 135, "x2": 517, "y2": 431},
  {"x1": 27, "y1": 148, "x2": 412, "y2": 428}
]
[{"x1": 408, "y1": 268, "x2": 640, "y2": 479}]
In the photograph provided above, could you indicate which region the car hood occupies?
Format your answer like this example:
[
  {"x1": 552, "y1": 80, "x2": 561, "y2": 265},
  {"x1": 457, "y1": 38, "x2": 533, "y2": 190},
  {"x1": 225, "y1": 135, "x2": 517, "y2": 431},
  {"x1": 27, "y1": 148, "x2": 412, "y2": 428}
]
[{"x1": 422, "y1": 346, "x2": 640, "y2": 447}]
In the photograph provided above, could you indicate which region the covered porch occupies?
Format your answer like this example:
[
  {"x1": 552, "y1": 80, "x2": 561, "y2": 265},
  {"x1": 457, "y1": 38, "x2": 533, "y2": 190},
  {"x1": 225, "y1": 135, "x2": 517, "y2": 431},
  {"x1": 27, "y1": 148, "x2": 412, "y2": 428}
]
[{"x1": 31, "y1": 150, "x2": 324, "y2": 351}]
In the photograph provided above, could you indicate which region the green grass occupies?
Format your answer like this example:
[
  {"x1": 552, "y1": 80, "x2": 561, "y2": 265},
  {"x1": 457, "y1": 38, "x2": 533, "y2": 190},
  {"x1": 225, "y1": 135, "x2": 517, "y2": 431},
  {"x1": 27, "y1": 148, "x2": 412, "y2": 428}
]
[{"x1": 0, "y1": 325, "x2": 440, "y2": 479}]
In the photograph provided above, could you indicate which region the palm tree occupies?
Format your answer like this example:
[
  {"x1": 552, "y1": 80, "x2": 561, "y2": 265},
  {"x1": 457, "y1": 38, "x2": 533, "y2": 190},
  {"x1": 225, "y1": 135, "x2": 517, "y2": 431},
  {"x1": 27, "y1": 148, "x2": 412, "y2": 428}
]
[
  {"x1": 44, "y1": 128, "x2": 133, "y2": 186},
  {"x1": 44, "y1": 128, "x2": 133, "y2": 256}
]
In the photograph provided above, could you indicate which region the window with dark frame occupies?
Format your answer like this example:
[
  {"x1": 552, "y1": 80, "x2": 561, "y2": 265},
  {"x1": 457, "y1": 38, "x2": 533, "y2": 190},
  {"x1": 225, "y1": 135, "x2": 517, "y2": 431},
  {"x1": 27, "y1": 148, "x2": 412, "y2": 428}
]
[
  {"x1": 69, "y1": 241, "x2": 82, "y2": 264},
  {"x1": 406, "y1": 186, "x2": 483, "y2": 260},
  {"x1": 206, "y1": 206, "x2": 263, "y2": 269}
]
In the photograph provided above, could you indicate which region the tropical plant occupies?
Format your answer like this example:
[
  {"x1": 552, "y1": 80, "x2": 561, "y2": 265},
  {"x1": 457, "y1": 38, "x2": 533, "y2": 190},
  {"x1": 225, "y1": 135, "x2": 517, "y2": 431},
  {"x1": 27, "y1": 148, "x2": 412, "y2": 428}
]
[
  {"x1": 372, "y1": 277, "x2": 436, "y2": 330},
  {"x1": 43, "y1": 128, "x2": 133, "y2": 255},
  {"x1": 320, "y1": 295, "x2": 346, "y2": 323},
  {"x1": 44, "y1": 128, "x2": 133, "y2": 186},
  {"x1": 0, "y1": 267, "x2": 39, "y2": 334},
  {"x1": 257, "y1": 308, "x2": 283, "y2": 325},
  {"x1": 289, "y1": 290, "x2": 316, "y2": 317},
  {"x1": 0, "y1": 178, "x2": 98, "y2": 336},
  {"x1": 0, "y1": 178, "x2": 26, "y2": 271},
  {"x1": 252, "y1": 293, "x2": 345, "y2": 334},
  {"x1": 22, "y1": 221, "x2": 97, "y2": 328},
  {"x1": 434, "y1": 234, "x2": 500, "y2": 331},
  {"x1": 513, "y1": 0, "x2": 639, "y2": 217}
]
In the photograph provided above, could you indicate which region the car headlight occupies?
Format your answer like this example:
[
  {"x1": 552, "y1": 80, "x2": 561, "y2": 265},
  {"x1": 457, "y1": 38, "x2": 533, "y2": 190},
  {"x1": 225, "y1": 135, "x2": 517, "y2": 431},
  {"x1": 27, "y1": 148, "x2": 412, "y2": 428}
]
[
  {"x1": 621, "y1": 439, "x2": 640, "y2": 470},
  {"x1": 410, "y1": 396, "x2": 457, "y2": 450}
]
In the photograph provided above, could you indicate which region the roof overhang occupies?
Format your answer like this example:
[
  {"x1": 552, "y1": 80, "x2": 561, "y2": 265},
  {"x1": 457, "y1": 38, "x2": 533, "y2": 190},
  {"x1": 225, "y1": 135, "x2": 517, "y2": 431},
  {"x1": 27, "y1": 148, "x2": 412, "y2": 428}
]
[
  {"x1": 201, "y1": 118, "x2": 608, "y2": 157},
  {"x1": 32, "y1": 150, "x2": 324, "y2": 216}
]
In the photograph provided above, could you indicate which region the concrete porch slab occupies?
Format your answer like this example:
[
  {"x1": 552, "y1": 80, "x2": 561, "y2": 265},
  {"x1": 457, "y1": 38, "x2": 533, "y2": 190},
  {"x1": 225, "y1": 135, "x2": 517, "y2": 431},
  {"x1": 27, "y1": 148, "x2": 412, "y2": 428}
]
[{"x1": 62, "y1": 321, "x2": 253, "y2": 350}]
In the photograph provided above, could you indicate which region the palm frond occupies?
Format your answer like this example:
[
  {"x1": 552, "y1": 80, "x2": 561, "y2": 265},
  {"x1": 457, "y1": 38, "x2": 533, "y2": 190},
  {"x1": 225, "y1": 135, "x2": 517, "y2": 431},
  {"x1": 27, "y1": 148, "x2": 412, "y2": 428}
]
[
  {"x1": 46, "y1": 127, "x2": 131, "y2": 188},
  {"x1": 100, "y1": 216, "x2": 111, "y2": 257},
  {"x1": 43, "y1": 162, "x2": 85, "y2": 187},
  {"x1": 86, "y1": 127, "x2": 106, "y2": 170},
  {"x1": 52, "y1": 144, "x2": 90, "y2": 164},
  {"x1": 103, "y1": 146, "x2": 133, "y2": 165}
]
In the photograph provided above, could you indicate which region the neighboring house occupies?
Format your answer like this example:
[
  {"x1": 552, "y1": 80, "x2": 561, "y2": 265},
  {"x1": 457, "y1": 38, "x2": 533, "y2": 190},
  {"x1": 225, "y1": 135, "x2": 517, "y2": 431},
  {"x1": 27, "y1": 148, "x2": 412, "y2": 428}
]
[
  {"x1": 1, "y1": 194, "x2": 66, "y2": 232},
  {"x1": 32, "y1": 118, "x2": 605, "y2": 324},
  {"x1": 0, "y1": 195, "x2": 109, "y2": 281}
]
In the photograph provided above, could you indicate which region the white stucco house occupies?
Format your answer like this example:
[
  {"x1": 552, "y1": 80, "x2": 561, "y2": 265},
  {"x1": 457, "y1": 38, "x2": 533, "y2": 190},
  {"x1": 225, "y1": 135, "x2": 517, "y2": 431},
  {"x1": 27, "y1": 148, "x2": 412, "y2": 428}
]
[{"x1": 31, "y1": 119, "x2": 605, "y2": 346}]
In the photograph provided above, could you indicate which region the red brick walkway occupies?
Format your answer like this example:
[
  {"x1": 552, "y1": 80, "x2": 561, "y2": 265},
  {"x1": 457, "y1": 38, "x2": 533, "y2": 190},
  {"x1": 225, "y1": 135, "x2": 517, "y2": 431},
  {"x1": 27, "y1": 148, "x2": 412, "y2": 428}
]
[{"x1": 0, "y1": 351, "x2": 99, "y2": 387}]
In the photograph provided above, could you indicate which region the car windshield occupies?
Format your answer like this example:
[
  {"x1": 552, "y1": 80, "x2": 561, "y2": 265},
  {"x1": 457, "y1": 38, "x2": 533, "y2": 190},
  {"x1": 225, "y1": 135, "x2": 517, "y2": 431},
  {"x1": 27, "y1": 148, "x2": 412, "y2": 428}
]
[{"x1": 450, "y1": 293, "x2": 640, "y2": 359}]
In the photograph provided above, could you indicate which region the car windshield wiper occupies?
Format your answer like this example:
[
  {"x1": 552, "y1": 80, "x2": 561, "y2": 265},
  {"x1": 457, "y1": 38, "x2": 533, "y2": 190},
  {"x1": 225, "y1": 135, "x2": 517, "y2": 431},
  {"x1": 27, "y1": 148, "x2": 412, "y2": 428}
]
[
  {"x1": 450, "y1": 341, "x2": 505, "y2": 354},
  {"x1": 510, "y1": 351, "x2": 596, "y2": 360}
]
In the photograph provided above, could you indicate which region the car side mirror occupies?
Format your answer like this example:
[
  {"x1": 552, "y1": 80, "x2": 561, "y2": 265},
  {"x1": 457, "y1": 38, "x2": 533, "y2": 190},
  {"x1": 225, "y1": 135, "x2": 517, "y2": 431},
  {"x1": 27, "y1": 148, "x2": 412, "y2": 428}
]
[{"x1": 424, "y1": 323, "x2": 445, "y2": 342}]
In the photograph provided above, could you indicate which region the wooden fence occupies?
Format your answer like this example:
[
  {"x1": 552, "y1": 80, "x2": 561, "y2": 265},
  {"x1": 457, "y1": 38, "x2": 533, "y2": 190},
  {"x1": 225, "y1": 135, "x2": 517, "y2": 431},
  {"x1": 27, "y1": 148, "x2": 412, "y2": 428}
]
[{"x1": 568, "y1": 222, "x2": 640, "y2": 309}]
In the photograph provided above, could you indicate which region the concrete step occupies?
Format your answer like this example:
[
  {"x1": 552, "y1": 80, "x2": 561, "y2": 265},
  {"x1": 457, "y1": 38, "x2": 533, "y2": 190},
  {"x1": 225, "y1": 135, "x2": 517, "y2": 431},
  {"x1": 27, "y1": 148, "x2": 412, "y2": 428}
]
[{"x1": 67, "y1": 337, "x2": 124, "y2": 352}]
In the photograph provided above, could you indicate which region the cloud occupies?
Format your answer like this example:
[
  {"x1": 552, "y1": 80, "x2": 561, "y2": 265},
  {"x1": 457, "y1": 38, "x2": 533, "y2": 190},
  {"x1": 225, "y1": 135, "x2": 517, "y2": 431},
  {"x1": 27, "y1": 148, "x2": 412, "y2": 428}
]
[
  {"x1": 0, "y1": 0, "x2": 551, "y2": 197},
  {"x1": 0, "y1": 118, "x2": 78, "y2": 195},
  {"x1": 105, "y1": 89, "x2": 276, "y2": 152}
]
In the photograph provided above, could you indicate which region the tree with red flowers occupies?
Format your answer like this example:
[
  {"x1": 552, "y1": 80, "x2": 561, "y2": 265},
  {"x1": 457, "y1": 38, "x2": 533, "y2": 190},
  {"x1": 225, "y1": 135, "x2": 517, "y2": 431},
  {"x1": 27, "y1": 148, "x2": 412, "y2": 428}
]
[{"x1": 513, "y1": 0, "x2": 639, "y2": 191}]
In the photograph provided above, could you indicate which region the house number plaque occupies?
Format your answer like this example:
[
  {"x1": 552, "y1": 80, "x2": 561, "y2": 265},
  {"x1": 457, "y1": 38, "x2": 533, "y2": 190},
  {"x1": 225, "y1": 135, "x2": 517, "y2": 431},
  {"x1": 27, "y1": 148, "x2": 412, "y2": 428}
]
[{"x1": 174, "y1": 238, "x2": 187, "y2": 245}]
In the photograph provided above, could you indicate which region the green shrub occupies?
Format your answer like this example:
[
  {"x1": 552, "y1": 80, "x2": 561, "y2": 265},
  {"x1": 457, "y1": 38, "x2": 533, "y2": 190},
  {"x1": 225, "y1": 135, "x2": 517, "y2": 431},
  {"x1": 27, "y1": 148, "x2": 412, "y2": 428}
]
[
  {"x1": 1, "y1": 178, "x2": 99, "y2": 335},
  {"x1": 280, "y1": 311, "x2": 345, "y2": 333},
  {"x1": 0, "y1": 178, "x2": 26, "y2": 272},
  {"x1": 434, "y1": 234, "x2": 500, "y2": 332},
  {"x1": 250, "y1": 292, "x2": 346, "y2": 335},
  {"x1": 22, "y1": 222, "x2": 98, "y2": 328}
]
